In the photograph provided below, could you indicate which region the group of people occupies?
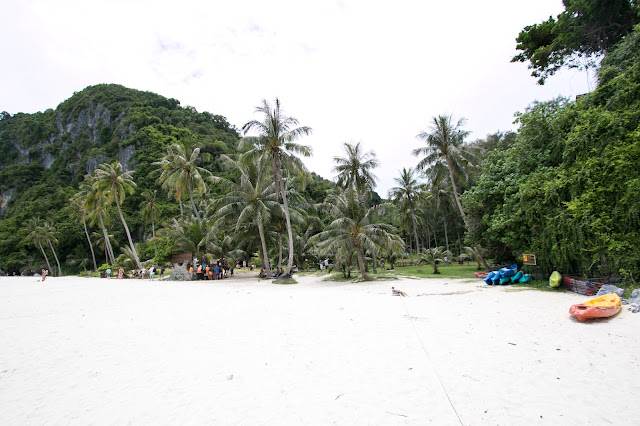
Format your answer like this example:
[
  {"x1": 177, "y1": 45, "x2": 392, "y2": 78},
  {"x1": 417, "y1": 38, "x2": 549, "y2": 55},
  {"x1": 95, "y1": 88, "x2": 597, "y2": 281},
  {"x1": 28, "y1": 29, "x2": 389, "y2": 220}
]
[
  {"x1": 104, "y1": 266, "x2": 165, "y2": 279},
  {"x1": 130, "y1": 266, "x2": 164, "y2": 279},
  {"x1": 189, "y1": 261, "x2": 232, "y2": 280}
]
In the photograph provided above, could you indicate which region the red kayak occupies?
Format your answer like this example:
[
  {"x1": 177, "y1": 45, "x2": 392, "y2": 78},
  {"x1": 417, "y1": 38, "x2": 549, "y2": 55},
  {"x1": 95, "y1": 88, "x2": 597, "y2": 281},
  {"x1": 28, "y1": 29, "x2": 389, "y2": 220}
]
[
  {"x1": 474, "y1": 272, "x2": 488, "y2": 278},
  {"x1": 569, "y1": 293, "x2": 622, "y2": 322}
]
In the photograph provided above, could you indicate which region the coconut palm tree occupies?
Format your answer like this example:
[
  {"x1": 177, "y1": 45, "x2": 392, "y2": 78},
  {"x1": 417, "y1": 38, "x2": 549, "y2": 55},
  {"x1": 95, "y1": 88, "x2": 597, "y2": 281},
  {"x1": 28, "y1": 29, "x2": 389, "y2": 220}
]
[
  {"x1": 332, "y1": 141, "x2": 381, "y2": 271},
  {"x1": 332, "y1": 141, "x2": 380, "y2": 190},
  {"x1": 420, "y1": 246, "x2": 452, "y2": 274},
  {"x1": 41, "y1": 221, "x2": 62, "y2": 276},
  {"x1": 213, "y1": 157, "x2": 279, "y2": 276},
  {"x1": 207, "y1": 232, "x2": 245, "y2": 270},
  {"x1": 140, "y1": 189, "x2": 160, "y2": 257},
  {"x1": 240, "y1": 98, "x2": 312, "y2": 276},
  {"x1": 154, "y1": 139, "x2": 210, "y2": 223},
  {"x1": 266, "y1": 180, "x2": 309, "y2": 271},
  {"x1": 23, "y1": 218, "x2": 53, "y2": 274},
  {"x1": 413, "y1": 115, "x2": 489, "y2": 270},
  {"x1": 116, "y1": 245, "x2": 143, "y2": 271},
  {"x1": 70, "y1": 190, "x2": 98, "y2": 272},
  {"x1": 92, "y1": 162, "x2": 142, "y2": 269},
  {"x1": 159, "y1": 217, "x2": 216, "y2": 263},
  {"x1": 388, "y1": 167, "x2": 425, "y2": 263},
  {"x1": 90, "y1": 200, "x2": 117, "y2": 265},
  {"x1": 426, "y1": 179, "x2": 458, "y2": 253},
  {"x1": 91, "y1": 231, "x2": 118, "y2": 265},
  {"x1": 83, "y1": 174, "x2": 117, "y2": 265},
  {"x1": 309, "y1": 188, "x2": 403, "y2": 280}
]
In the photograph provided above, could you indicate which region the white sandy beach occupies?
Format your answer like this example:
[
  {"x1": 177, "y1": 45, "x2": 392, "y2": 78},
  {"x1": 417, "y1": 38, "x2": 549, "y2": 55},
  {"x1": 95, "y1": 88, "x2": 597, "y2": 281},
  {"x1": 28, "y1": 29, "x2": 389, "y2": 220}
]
[{"x1": 1, "y1": 273, "x2": 639, "y2": 425}]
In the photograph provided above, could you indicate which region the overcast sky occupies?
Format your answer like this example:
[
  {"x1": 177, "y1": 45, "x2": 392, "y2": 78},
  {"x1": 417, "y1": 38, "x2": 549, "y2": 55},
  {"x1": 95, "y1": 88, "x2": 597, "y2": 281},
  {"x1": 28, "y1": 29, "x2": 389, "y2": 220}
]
[{"x1": 1, "y1": 0, "x2": 591, "y2": 195}]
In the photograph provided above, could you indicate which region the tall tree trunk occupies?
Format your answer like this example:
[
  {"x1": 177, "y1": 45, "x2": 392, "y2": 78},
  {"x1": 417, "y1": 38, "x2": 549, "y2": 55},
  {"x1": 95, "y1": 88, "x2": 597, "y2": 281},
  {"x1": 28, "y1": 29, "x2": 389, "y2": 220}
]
[
  {"x1": 99, "y1": 213, "x2": 116, "y2": 265},
  {"x1": 48, "y1": 241, "x2": 62, "y2": 276},
  {"x1": 178, "y1": 197, "x2": 184, "y2": 218},
  {"x1": 409, "y1": 202, "x2": 420, "y2": 263},
  {"x1": 443, "y1": 215, "x2": 450, "y2": 252},
  {"x1": 355, "y1": 245, "x2": 373, "y2": 280},
  {"x1": 82, "y1": 215, "x2": 98, "y2": 272},
  {"x1": 152, "y1": 221, "x2": 157, "y2": 258},
  {"x1": 445, "y1": 157, "x2": 490, "y2": 271},
  {"x1": 38, "y1": 242, "x2": 53, "y2": 274},
  {"x1": 277, "y1": 231, "x2": 283, "y2": 269},
  {"x1": 408, "y1": 234, "x2": 414, "y2": 262},
  {"x1": 188, "y1": 180, "x2": 202, "y2": 223},
  {"x1": 273, "y1": 155, "x2": 295, "y2": 276},
  {"x1": 115, "y1": 194, "x2": 142, "y2": 269},
  {"x1": 257, "y1": 219, "x2": 271, "y2": 276}
]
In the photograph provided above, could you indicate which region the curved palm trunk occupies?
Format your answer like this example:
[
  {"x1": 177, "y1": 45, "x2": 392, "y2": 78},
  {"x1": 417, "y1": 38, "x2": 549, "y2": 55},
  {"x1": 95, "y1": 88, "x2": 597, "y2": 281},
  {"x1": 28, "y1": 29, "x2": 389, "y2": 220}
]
[
  {"x1": 38, "y1": 242, "x2": 53, "y2": 274},
  {"x1": 277, "y1": 231, "x2": 283, "y2": 269},
  {"x1": 408, "y1": 235, "x2": 414, "y2": 262},
  {"x1": 152, "y1": 221, "x2": 157, "y2": 257},
  {"x1": 443, "y1": 215, "x2": 450, "y2": 252},
  {"x1": 188, "y1": 180, "x2": 202, "y2": 223},
  {"x1": 48, "y1": 241, "x2": 62, "y2": 276},
  {"x1": 273, "y1": 155, "x2": 295, "y2": 276},
  {"x1": 82, "y1": 216, "x2": 98, "y2": 272},
  {"x1": 98, "y1": 213, "x2": 116, "y2": 265},
  {"x1": 178, "y1": 197, "x2": 184, "y2": 218},
  {"x1": 114, "y1": 194, "x2": 142, "y2": 269},
  {"x1": 409, "y1": 204, "x2": 420, "y2": 264},
  {"x1": 445, "y1": 157, "x2": 490, "y2": 271},
  {"x1": 372, "y1": 249, "x2": 378, "y2": 274},
  {"x1": 257, "y1": 219, "x2": 271, "y2": 276},
  {"x1": 355, "y1": 245, "x2": 373, "y2": 280}
]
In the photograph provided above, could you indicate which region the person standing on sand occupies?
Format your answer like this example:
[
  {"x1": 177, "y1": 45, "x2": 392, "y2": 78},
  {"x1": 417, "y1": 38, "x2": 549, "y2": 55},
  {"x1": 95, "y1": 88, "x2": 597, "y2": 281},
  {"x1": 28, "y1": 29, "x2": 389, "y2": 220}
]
[
  {"x1": 41, "y1": 268, "x2": 47, "y2": 282},
  {"x1": 106, "y1": 268, "x2": 111, "y2": 279},
  {"x1": 118, "y1": 267, "x2": 124, "y2": 279}
]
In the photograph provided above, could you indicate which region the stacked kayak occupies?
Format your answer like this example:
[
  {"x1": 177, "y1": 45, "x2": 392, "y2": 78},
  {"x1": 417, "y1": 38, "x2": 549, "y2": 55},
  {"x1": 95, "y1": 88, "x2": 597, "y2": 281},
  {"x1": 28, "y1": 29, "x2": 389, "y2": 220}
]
[
  {"x1": 483, "y1": 264, "x2": 532, "y2": 285},
  {"x1": 569, "y1": 293, "x2": 622, "y2": 322}
]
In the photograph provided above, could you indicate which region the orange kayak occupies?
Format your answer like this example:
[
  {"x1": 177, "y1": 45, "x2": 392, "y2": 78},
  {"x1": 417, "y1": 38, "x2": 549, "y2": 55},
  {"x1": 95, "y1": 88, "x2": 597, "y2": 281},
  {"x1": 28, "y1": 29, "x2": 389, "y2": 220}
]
[{"x1": 569, "y1": 293, "x2": 622, "y2": 322}]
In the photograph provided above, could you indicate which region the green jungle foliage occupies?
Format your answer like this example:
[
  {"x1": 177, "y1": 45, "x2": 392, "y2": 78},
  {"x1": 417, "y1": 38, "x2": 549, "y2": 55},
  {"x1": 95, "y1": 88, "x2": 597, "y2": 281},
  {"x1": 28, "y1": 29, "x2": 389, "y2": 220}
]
[
  {"x1": 512, "y1": 0, "x2": 639, "y2": 84},
  {"x1": 464, "y1": 24, "x2": 640, "y2": 282},
  {"x1": 0, "y1": 84, "x2": 335, "y2": 274}
]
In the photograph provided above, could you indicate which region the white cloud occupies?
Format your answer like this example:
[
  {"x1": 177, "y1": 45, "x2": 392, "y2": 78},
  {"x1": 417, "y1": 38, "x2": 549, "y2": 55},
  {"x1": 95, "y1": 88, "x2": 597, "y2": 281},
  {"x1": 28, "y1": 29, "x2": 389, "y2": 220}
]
[{"x1": 0, "y1": 0, "x2": 589, "y2": 195}]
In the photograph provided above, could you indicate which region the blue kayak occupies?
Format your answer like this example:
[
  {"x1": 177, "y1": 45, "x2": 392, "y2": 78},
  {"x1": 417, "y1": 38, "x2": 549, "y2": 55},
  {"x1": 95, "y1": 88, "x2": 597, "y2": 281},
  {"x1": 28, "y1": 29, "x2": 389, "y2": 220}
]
[
  {"x1": 511, "y1": 271, "x2": 524, "y2": 283},
  {"x1": 484, "y1": 271, "x2": 497, "y2": 285},
  {"x1": 519, "y1": 274, "x2": 532, "y2": 283},
  {"x1": 499, "y1": 267, "x2": 516, "y2": 277}
]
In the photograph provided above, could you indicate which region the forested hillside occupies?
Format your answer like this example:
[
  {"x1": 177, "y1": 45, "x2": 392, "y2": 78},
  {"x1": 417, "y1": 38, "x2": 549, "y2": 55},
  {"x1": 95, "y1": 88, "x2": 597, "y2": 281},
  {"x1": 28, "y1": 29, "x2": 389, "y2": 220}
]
[
  {"x1": 464, "y1": 23, "x2": 640, "y2": 281},
  {"x1": 0, "y1": 84, "x2": 334, "y2": 274}
]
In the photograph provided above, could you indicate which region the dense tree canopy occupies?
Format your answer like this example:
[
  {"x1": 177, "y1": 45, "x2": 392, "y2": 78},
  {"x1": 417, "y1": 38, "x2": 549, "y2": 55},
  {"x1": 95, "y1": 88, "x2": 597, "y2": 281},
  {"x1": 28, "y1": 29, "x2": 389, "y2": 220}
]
[
  {"x1": 466, "y1": 24, "x2": 640, "y2": 280},
  {"x1": 512, "y1": 0, "x2": 639, "y2": 84}
]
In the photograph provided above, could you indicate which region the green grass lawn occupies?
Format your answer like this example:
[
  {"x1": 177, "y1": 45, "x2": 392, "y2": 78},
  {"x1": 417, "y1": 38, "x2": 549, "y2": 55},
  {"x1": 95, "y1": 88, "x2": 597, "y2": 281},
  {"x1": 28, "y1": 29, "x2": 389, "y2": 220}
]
[
  {"x1": 383, "y1": 262, "x2": 481, "y2": 279},
  {"x1": 316, "y1": 262, "x2": 483, "y2": 280}
]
